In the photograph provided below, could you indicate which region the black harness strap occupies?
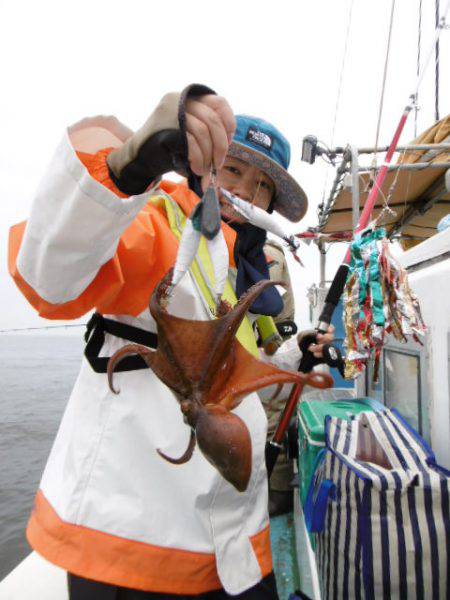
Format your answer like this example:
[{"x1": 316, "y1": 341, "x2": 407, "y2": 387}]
[{"x1": 84, "y1": 312, "x2": 158, "y2": 373}]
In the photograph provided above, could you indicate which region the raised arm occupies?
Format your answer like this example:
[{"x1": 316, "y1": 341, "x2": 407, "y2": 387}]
[{"x1": 8, "y1": 86, "x2": 235, "y2": 319}]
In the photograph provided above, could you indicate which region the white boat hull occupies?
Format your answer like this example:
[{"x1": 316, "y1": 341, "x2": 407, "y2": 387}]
[{"x1": 0, "y1": 552, "x2": 68, "y2": 600}]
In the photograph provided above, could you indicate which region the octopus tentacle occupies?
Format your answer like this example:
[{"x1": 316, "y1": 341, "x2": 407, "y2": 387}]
[
  {"x1": 201, "y1": 279, "x2": 287, "y2": 379},
  {"x1": 302, "y1": 372, "x2": 333, "y2": 390},
  {"x1": 107, "y1": 344, "x2": 155, "y2": 394},
  {"x1": 157, "y1": 429, "x2": 196, "y2": 464},
  {"x1": 110, "y1": 267, "x2": 336, "y2": 491}
]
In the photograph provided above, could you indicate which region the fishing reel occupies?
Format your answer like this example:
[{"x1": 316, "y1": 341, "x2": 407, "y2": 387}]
[{"x1": 297, "y1": 330, "x2": 345, "y2": 377}]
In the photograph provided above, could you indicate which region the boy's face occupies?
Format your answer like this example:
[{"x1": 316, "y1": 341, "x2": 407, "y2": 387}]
[{"x1": 202, "y1": 156, "x2": 275, "y2": 224}]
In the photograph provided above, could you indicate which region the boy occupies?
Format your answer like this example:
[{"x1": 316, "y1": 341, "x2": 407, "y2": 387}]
[{"x1": 9, "y1": 84, "x2": 333, "y2": 599}]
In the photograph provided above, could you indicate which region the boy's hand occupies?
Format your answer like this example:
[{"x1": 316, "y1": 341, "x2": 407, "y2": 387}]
[
  {"x1": 297, "y1": 325, "x2": 335, "y2": 359},
  {"x1": 185, "y1": 95, "x2": 235, "y2": 176},
  {"x1": 305, "y1": 325, "x2": 335, "y2": 358},
  {"x1": 107, "y1": 84, "x2": 235, "y2": 196}
]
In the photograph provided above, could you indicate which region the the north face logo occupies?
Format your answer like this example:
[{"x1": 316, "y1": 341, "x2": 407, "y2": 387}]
[{"x1": 246, "y1": 128, "x2": 273, "y2": 150}]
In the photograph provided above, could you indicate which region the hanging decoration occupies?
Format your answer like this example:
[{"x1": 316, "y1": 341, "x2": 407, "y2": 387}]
[{"x1": 343, "y1": 227, "x2": 426, "y2": 381}]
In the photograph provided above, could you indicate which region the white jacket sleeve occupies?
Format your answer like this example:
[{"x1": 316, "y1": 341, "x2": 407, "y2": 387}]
[
  {"x1": 257, "y1": 336, "x2": 302, "y2": 404},
  {"x1": 264, "y1": 335, "x2": 302, "y2": 372},
  {"x1": 16, "y1": 116, "x2": 156, "y2": 305}
]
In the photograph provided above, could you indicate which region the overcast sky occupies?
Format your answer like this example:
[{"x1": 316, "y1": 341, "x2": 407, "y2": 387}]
[{"x1": 0, "y1": 0, "x2": 449, "y2": 331}]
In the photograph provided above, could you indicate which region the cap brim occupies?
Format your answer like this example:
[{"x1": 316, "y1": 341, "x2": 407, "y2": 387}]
[{"x1": 228, "y1": 142, "x2": 308, "y2": 222}]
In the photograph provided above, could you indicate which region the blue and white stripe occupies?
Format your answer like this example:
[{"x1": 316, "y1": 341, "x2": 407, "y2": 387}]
[{"x1": 312, "y1": 410, "x2": 450, "y2": 599}]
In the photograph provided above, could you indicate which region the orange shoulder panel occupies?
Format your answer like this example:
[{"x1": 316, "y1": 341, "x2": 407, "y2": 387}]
[
  {"x1": 8, "y1": 221, "x2": 125, "y2": 320},
  {"x1": 9, "y1": 149, "x2": 237, "y2": 320},
  {"x1": 8, "y1": 149, "x2": 169, "y2": 319}
]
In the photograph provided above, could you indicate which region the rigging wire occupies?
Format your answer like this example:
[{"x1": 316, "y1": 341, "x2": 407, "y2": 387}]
[
  {"x1": 373, "y1": 0, "x2": 397, "y2": 158},
  {"x1": 329, "y1": 0, "x2": 355, "y2": 150},
  {"x1": 319, "y1": 0, "x2": 355, "y2": 211},
  {"x1": 412, "y1": 0, "x2": 449, "y2": 100},
  {"x1": 373, "y1": 0, "x2": 450, "y2": 228},
  {"x1": 396, "y1": 0, "x2": 450, "y2": 234},
  {"x1": 435, "y1": 0, "x2": 440, "y2": 122},
  {"x1": 370, "y1": 0, "x2": 450, "y2": 233},
  {"x1": 415, "y1": 0, "x2": 423, "y2": 137},
  {"x1": 391, "y1": 0, "x2": 425, "y2": 229},
  {"x1": 368, "y1": 0, "x2": 397, "y2": 225}
]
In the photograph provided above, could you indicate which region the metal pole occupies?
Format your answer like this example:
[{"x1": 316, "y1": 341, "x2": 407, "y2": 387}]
[
  {"x1": 319, "y1": 150, "x2": 351, "y2": 228},
  {"x1": 319, "y1": 241, "x2": 326, "y2": 286},
  {"x1": 358, "y1": 161, "x2": 450, "y2": 172},
  {"x1": 327, "y1": 142, "x2": 450, "y2": 156}
]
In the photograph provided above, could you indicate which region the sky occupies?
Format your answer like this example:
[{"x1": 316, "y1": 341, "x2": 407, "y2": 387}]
[{"x1": 0, "y1": 0, "x2": 449, "y2": 332}]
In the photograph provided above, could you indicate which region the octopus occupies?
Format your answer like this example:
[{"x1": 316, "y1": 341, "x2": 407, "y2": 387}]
[{"x1": 108, "y1": 270, "x2": 332, "y2": 492}]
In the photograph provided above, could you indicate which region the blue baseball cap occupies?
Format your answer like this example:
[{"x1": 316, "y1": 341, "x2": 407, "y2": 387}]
[{"x1": 227, "y1": 115, "x2": 307, "y2": 222}]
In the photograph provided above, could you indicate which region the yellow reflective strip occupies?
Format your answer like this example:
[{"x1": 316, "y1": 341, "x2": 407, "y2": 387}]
[
  {"x1": 163, "y1": 196, "x2": 259, "y2": 357},
  {"x1": 162, "y1": 196, "x2": 184, "y2": 233},
  {"x1": 147, "y1": 194, "x2": 167, "y2": 209},
  {"x1": 196, "y1": 237, "x2": 259, "y2": 357}
]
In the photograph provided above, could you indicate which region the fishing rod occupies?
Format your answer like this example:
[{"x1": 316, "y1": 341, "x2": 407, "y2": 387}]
[{"x1": 266, "y1": 0, "x2": 450, "y2": 476}]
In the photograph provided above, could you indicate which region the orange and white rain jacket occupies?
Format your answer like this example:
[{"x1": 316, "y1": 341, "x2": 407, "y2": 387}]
[{"x1": 8, "y1": 116, "x2": 301, "y2": 595}]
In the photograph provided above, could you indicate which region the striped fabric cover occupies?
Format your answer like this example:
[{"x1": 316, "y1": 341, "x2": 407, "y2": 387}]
[{"x1": 313, "y1": 409, "x2": 450, "y2": 599}]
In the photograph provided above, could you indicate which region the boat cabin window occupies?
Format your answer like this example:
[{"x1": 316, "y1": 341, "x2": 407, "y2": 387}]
[
  {"x1": 384, "y1": 350, "x2": 421, "y2": 433},
  {"x1": 366, "y1": 344, "x2": 430, "y2": 443}
]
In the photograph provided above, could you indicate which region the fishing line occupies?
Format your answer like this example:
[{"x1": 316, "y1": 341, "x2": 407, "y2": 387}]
[
  {"x1": 319, "y1": 0, "x2": 355, "y2": 210},
  {"x1": 373, "y1": 0, "x2": 397, "y2": 160},
  {"x1": 0, "y1": 324, "x2": 86, "y2": 333},
  {"x1": 435, "y1": 0, "x2": 440, "y2": 121}
]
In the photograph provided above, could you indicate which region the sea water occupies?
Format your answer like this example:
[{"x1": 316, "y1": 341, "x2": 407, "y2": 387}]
[{"x1": 0, "y1": 333, "x2": 84, "y2": 580}]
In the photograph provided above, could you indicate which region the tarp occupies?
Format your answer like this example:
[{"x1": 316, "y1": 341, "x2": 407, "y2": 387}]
[{"x1": 319, "y1": 115, "x2": 450, "y2": 249}]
